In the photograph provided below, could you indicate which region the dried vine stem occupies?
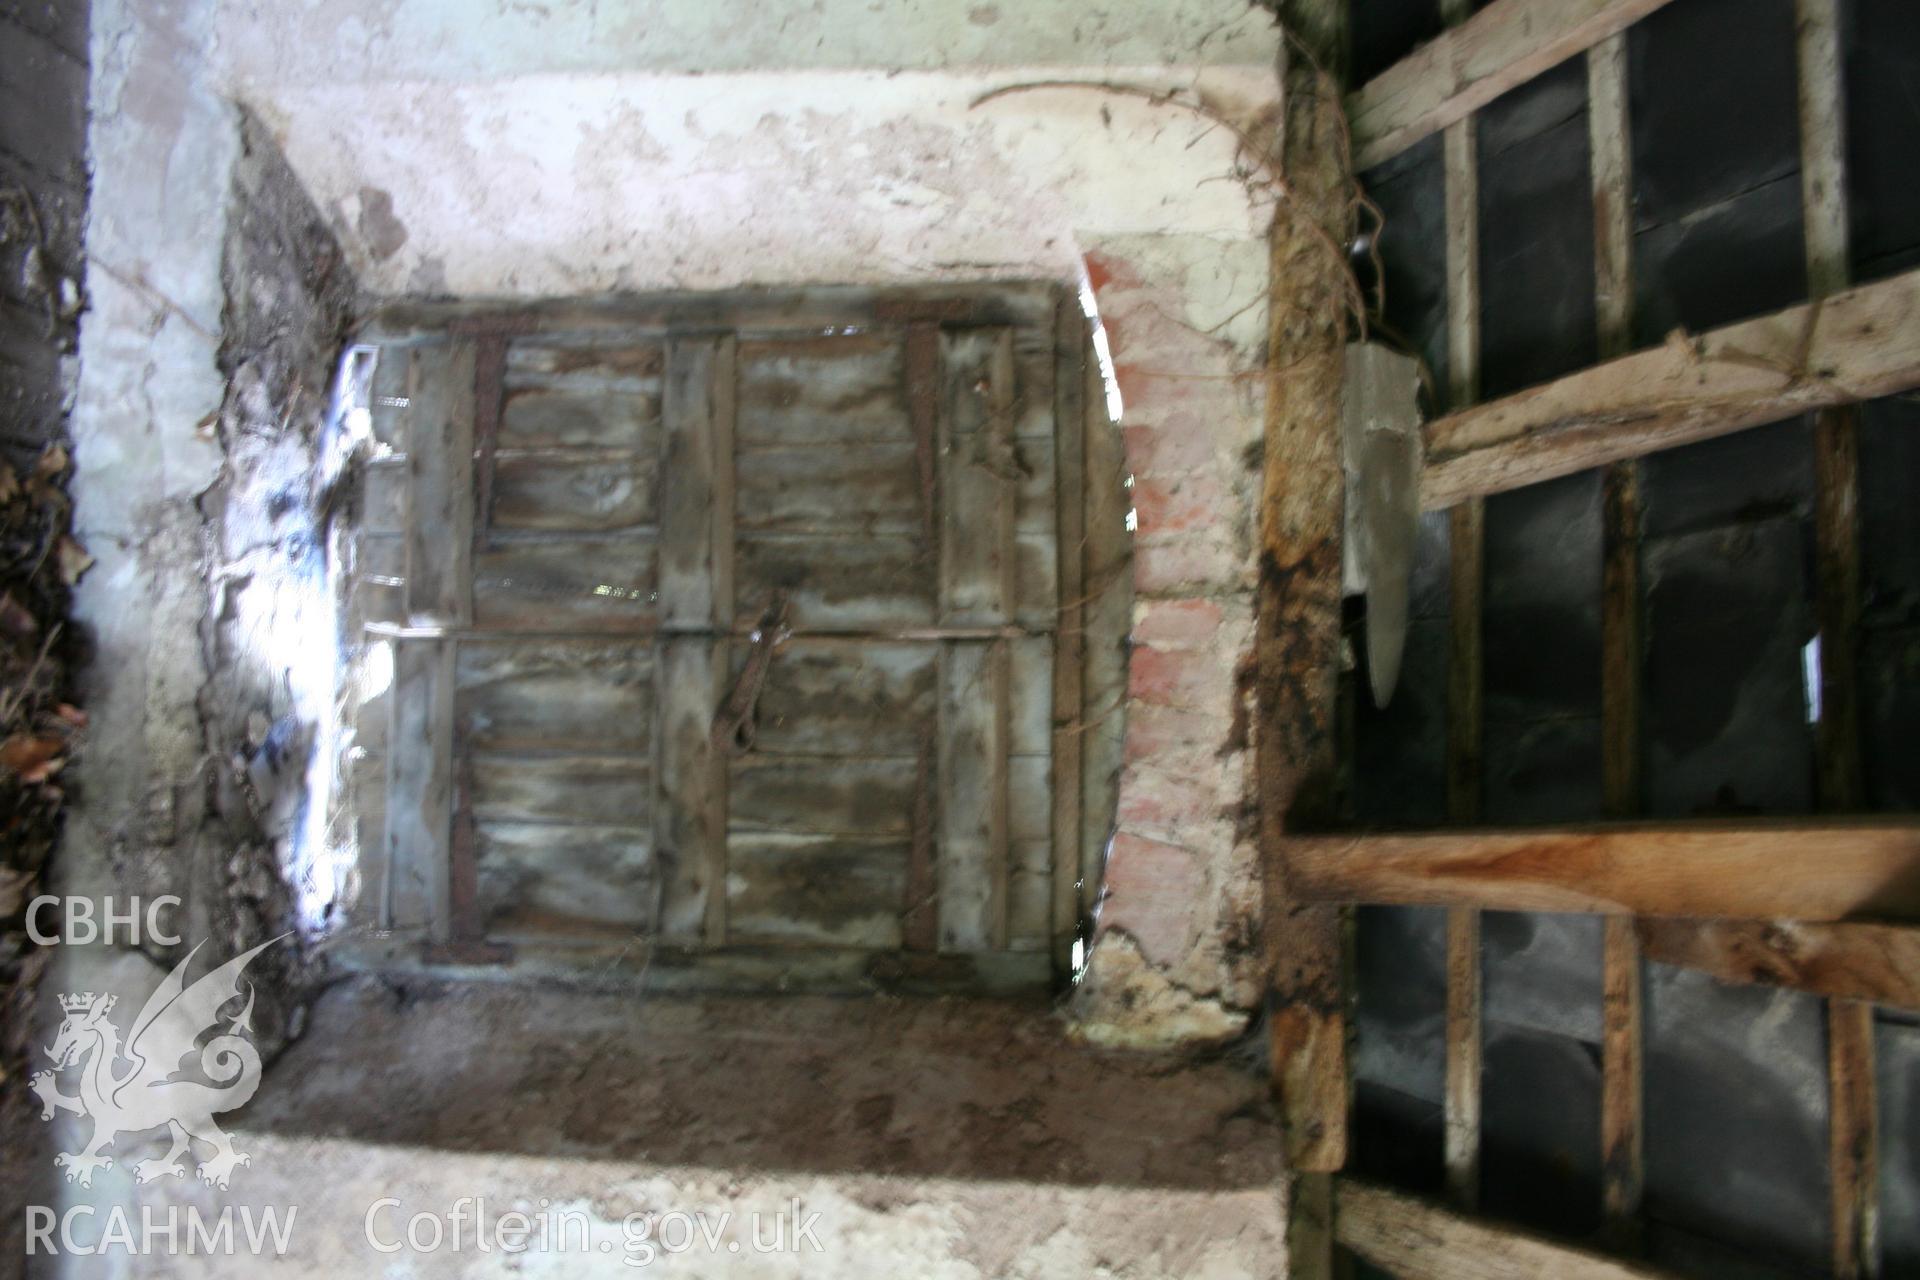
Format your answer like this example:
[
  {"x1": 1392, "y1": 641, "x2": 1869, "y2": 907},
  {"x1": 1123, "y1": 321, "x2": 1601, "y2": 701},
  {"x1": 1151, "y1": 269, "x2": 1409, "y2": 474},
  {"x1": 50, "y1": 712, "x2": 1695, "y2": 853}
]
[{"x1": 968, "y1": 74, "x2": 1373, "y2": 339}]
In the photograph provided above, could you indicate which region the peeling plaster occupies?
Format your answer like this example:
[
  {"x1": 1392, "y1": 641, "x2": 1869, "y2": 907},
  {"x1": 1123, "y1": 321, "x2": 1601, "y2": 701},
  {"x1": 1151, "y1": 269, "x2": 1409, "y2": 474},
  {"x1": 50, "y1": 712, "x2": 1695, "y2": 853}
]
[{"x1": 241, "y1": 67, "x2": 1279, "y2": 298}]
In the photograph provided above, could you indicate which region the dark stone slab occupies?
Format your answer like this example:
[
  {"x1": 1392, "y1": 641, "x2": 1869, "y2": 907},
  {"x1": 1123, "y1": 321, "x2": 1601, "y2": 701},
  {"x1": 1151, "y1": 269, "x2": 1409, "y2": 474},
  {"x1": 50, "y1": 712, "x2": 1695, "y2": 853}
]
[
  {"x1": 1643, "y1": 515, "x2": 1815, "y2": 816},
  {"x1": 1353, "y1": 1079, "x2": 1447, "y2": 1199},
  {"x1": 1640, "y1": 415, "x2": 1815, "y2": 540},
  {"x1": 1359, "y1": 132, "x2": 1449, "y2": 413},
  {"x1": 1481, "y1": 1022, "x2": 1604, "y2": 1239},
  {"x1": 1632, "y1": 173, "x2": 1807, "y2": 343},
  {"x1": 1483, "y1": 714, "x2": 1604, "y2": 823},
  {"x1": 1844, "y1": 0, "x2": 1920, "y2": 283},
  {"x1": 1484, "y1": 911, "x2": 1604, "y2": 1044},
  {"x1": 1879, "y1": 1015, "x2": 1920, "y2": 1276},
  {"x1": 1862, "y1": 624, "x2": 1920, "y2": 809},
  {"x1": 1477, "y1": 60, "x2": 1597, "y2": 399},
  {"x1": 0, "y1": 1, "x2": 87, "y2": 63},
  {"x1": 1354, "y1": 903, "x2": 1447, "y2": 1102},
  {"x1": 1628, "y1": 0, "x2": 1800, "y2": 228},
  {"x1": 1860, "y1": 395, "x2": 1920, "y2": 630},
  {"x1": 0, "y1": 19, "x2": 88, "y2": 190},
  {"x1": 1645, "y1": 964, "x2": 1831, "y2": 1276},
  {"x1": 1351, "y1": 0, "x2": 1445, "y2": 88},
  {"x1": 1354, "y1": 616, "x2": 1449, "y2": 826},
  {"x1": 1483, "y1": 469, "x2": 1603, "y2": 725}
]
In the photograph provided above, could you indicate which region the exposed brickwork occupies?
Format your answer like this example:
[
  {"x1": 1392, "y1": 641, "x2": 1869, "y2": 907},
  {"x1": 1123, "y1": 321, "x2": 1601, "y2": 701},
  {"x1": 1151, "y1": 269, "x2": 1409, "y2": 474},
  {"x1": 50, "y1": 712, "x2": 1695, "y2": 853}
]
[{"x1": 1071, "y1": 236, "x2": 1268, "y2": 1044}]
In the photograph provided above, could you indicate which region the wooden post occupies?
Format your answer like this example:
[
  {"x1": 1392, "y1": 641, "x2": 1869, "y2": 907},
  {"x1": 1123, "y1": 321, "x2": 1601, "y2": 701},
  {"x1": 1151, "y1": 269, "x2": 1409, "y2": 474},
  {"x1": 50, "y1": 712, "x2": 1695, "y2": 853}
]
[
  {"x1": 1798, "y1": 0, "x2": 1880, "y2": 1272},
  {"x1": 1262, "y1": 3, "x2": 1355, "y2": 1275},
  {"x1": 1590, "y1": 29, "x2": 1645, "y2": 1246},
  {"x1": 1440, "y1": 69, "x2": 1485, "y2": 1212}
]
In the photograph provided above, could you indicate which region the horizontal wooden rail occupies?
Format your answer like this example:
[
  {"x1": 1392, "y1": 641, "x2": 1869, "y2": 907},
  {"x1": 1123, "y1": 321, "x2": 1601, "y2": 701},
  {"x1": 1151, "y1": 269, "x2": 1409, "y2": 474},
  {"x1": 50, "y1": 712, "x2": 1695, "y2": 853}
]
[
  {"x1": 1420, "y1": 266, "x2": 1920, "y2": 508},
  {"x1": 1639, "y1": 918, "x2": 1920, "y2": 1011},
  {"x1": 1336, "y1": 1178, "x2": 1673, "y2": 1279},
  {"x1": 1287, "y1": 821, "x2": 1920, "y2": 921},
  {"x1": 1348, "y1": 0, "x2": 1677, "y2": 169}
]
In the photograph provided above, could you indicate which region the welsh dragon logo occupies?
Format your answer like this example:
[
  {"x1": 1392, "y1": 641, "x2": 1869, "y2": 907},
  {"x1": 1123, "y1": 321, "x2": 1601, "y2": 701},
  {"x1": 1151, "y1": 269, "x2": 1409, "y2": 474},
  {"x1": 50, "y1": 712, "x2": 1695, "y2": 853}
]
[{"x1": 30, "y1": 937, "x2": 284, "y2": 1190}]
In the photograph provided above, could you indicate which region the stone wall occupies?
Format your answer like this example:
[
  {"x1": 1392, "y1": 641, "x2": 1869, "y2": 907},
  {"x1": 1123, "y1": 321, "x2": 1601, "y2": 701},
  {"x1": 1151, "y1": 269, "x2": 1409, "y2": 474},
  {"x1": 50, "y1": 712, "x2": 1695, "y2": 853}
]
[{"x1": 0, "y1": 1, "x2": 90, "y2": 1271}]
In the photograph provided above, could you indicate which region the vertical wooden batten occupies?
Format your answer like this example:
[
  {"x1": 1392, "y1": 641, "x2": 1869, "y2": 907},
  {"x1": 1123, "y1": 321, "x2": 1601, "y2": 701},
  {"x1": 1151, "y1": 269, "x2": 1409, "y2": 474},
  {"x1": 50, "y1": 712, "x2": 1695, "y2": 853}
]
[
  {"x1": 657, "y1": 334, "x2": 737, "y2": 946},
  {"x1": 1440, "y1": 51, "x2": 1485, "y2": 1211},
  {"x1": 1050, "y1": 302, "x2": 1088, "y2": 975},
  {"x1": 1589, "y1": 28, "x2": 1646, "y2": 1245},
  {"x1": 392, "y1": 341, "x2": 476, "y2": 951},
  {"x1": 1264, "y1": 4, "x2": 1354, "y2": 1273},
  {"x1": 1798, "y1": 0, "x2": 1879, "y2": 1272}
]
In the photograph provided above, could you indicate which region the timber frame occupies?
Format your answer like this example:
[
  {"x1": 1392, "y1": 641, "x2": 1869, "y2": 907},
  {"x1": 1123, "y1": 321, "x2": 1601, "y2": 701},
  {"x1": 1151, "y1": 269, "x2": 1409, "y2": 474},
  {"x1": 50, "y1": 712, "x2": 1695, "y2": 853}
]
[
  {"x1": 342, "y1": 283, "x2": 1117, "y2": 997},
  {"x1": 1274, "y1": 0, "x2": 1912, "y2": 1275}
]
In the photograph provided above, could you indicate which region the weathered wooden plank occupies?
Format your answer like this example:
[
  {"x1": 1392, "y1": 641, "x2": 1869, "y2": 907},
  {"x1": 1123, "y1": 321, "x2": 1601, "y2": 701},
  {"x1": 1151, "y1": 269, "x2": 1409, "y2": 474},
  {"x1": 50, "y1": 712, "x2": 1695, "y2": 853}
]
[
  {"x1": 367, "y1": 343, "x2": 413, "y2": 449},
  {"x1": 474, "y1": 821, "x2": 656, "y2": 940},
  {"x1": 488, "y1": 450, "x2": 659, "y2": 532},
  {"x1": 905, "y1": 726, "x2": 939, "y2": 952},
  {"x1": 1830, "y1": 998, "x2": 1881, "y2": 1280},
  {"x1": 362, "y1": 458, "x2": 409, "y2": 534},
  {"x1": 736, "y1": 332, "x2": 910, "y2": 446},
  {"x1": 1589, "y1": 34, "x2": 1634, "y2": 361},
  {"x1": 735, "y1": 443, "x2": 923, "y2": 534},
  {"x1": 403, "y1": 342, "x2": 477, "y2": 624},
  {"x1": 365, "y1": 283, "x2": 1057, "y2": 346},
  {"x1": 505, "y1": 338, "x2": 663, "y2": 383},
  {"x1": 1289, "y1": 822, "x2": 1920, "y2": 921},
  {"x1": 364, "y1": 937, "x2": 1054, "y2": 997},
  {"x1": 469, "y1": 753, "x2": 651, "y2": 826},
  {"x1": 1636, "y1": 919, "x2": 1920, "y2": 1012},
  {"x1": 1336, "y1": 1178, "x2": 1673, "y2": 1280},
  {"x1": 1444, "y1": 906, "x2": 1482, "y2": 1208},
  {"x1": 941, "y1": 327, "x2": 1020, "y2": 627},
  {"x1": 656, "y1": 637, "x2": 728, "y2": 945},
  {"x1": 730, "y1": 754, "x2": 918, "y2": 837},
  {"x1": 470, "y1": 536, "x2": 659, "y2": 633},
  {"x1": 1420, "y1": 266, "x2": 1920, "y2": 507},
  {"x1": 734, "y1": 533, "x2": 935, "y2": 631},
  {"x1": 743, "y1": 641, "x2": 937, "y2": 757},
  {"x1": 1007, "y1": 837, "x2": 1053, "y2": 952},
  {"x1": 938, "y1": 640, "x2": 1004, "y2": 951},
  {"x1": 1600, "y1": 916, "x2": 1644, "y2": 1236},
  {"x1": 1347, "y1": 0, "x2": 1678, "y2": 169},
  {"x1": 726, "y1": 835, "x2": 908, "y2": 949},
  {"x1": 1261, "y1": 2, "x2": 1353, "y2": 1209},
  {"x1": 384, "y1": 638, "x2": 455, "y2": 940},
  {"x1": 659, "y1": 334, "x2": 735, "y2": 628},
  {"x1": 1051, "y1": 301, "x2": 1088, "y2": 973},
  {"x1": 455, "y1": 640, "x2": 654, "y2": 753},
  {"x1": 497, "y1": 381, "x2": 659, "y2": 451},
  {"x1": 1798, "y1": 0, "x2": 1850, "y2": 301}
]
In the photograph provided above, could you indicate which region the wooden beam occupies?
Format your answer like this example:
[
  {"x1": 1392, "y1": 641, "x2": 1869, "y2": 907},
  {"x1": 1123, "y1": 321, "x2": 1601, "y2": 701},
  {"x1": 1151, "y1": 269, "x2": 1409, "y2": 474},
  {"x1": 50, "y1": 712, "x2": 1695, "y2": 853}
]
[
  {"x1": 1261, "y1": 8, "x2": 1352, "y2": 1277},
  {"x1": 1335, "y1": 1178, "x2": 1674, "y2": 1280},
  {"x1": 1347, "y1": 0, "x2": 1677, "y2": 170},
  {"x1": 1637, "y1": 918, "x2": 1920, "y2": 1012},
  {"x1": 1286, "y1": 821, "x2": 1920, "y2": 921},
  {"x1": 1419, "y1": 266, "x2": 1920, "y2": 508}
]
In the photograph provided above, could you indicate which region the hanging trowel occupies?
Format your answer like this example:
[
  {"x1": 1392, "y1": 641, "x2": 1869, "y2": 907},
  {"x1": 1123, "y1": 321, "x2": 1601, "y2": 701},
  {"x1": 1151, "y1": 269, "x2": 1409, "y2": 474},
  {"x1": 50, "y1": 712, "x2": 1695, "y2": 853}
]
[{"x1": 1341, "y1": 343, "x2": 1424, "y2": 709}]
